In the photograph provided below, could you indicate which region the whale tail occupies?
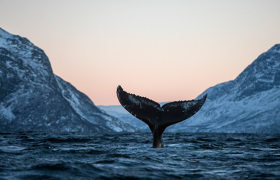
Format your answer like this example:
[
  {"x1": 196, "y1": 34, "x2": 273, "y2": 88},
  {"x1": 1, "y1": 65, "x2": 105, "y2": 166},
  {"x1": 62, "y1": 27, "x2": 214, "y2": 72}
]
[{"x1": 116, "y1": 85, "x2": 207, "y2": 148}]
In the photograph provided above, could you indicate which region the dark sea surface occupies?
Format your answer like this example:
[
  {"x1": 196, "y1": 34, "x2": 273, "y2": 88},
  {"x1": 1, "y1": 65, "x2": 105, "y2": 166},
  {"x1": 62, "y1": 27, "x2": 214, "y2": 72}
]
[{"x1": 0, "y1": 132, "x2": 280, "y2": 180}]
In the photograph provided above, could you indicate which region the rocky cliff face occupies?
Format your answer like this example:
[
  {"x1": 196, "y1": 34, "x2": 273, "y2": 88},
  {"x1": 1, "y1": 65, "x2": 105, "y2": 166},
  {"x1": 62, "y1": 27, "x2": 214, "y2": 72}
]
[
  {"x1": 0, "y1": 27, "x2": 136, "y2": 133},
  {"x1": 100, "y1": 44, "x2": 280, "y2": 134},
  {"x1": 168, "y1": 44, "x2": 280, "y2": 133}
]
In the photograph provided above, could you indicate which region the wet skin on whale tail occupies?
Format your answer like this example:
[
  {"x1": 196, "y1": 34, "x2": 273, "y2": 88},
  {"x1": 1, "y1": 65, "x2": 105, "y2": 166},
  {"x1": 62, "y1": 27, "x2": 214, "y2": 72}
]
[{"x1": 116, "y1": 85, "x2": 207, "y2": 148}]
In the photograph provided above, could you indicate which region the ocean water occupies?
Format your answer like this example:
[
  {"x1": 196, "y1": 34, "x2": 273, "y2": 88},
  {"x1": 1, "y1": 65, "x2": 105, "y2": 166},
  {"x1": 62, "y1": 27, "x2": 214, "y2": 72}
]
[{"x1": 0, "y1": 132, "x2": 279, "y2": 180}]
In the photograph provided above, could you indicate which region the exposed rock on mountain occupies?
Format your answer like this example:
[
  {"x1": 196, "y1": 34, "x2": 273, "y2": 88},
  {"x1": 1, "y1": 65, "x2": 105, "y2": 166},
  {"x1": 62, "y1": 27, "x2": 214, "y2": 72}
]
[{"x1": 0, "y1": 27, "x2": 136, "y2": 133}]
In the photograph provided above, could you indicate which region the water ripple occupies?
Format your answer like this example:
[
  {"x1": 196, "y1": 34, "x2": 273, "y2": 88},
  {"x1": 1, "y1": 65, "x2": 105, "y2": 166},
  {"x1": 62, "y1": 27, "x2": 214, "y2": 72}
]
[{"x1": 0, "y1": 132, "x2": 279, "y2": 179}]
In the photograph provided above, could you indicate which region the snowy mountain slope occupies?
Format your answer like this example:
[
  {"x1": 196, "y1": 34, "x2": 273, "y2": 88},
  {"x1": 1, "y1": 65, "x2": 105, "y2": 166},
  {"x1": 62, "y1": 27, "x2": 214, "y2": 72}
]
[
  {"x1": 0, "y1": 27, "x2": 136, "y2": 133},
  {"x1": 99, "y1": 45, "x2": 280, "y2": 134},
  {"x1": 168, "y1": 44, "x2": 280, "y2": 133}
]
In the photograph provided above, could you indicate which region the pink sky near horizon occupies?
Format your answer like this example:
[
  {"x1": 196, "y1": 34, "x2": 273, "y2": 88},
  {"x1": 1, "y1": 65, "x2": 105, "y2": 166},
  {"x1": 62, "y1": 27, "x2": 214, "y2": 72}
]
[{"x1": 0, "y1": 0, "x2": 280, "y2": 105}]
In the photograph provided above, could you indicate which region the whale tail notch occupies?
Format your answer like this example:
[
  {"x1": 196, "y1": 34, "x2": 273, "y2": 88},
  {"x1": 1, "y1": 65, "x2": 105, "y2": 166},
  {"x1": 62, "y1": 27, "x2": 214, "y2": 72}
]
[{"x1": 116, "y1": 85, "x2": 207, "y2": 147}]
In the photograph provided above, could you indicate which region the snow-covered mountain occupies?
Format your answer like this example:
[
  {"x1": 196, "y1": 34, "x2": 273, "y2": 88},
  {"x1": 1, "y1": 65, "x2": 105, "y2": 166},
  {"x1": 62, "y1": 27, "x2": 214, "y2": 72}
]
[
  {"x1": 0, "y1": 27, "x2": 136, "y2": 133},
  {"x1": 170, "y1": 44, "x2": 280, "y2": 134},
  {"x1": 100, "y1": 44, "x2": 280, "y2": 134}
]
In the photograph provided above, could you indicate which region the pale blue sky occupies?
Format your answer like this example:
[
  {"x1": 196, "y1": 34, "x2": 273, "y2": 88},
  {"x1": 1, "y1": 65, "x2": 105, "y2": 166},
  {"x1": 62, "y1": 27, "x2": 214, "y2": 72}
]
[{"x1": 0, "y1": 0, "x2": 279, "y2": 105}]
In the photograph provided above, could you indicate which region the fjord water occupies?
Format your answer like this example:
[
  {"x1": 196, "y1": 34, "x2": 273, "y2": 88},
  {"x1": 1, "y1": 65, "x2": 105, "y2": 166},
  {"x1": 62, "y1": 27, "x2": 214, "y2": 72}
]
[{"x1": 0, "y1": 132, "x2": 279, "y2": 179}]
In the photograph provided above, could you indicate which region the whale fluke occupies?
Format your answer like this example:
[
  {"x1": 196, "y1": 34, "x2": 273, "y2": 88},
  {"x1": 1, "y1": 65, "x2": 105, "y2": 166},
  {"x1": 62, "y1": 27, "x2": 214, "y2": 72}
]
[{"x1": 117, "y1": 85, "x2": 207, "y2": 148}]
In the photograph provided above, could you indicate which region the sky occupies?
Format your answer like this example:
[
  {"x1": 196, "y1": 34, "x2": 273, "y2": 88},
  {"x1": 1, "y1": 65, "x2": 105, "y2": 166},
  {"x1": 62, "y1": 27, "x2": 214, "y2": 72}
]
[{"x1": 0, "y1": 0, "x2": 280, "y2": 105}]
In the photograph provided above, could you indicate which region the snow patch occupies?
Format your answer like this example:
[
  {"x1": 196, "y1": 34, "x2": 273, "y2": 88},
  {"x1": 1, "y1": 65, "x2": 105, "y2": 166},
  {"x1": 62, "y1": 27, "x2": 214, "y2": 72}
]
[
  {"x1": 258, "y1": 79, "x2": 274, "y2": 83},
  {"x1": 0, "y1": 103, "x2": 15, "y2": 121},
  {"x1": 0, "y1": 37, "x2": 6, "y2": 47},
  {"x1": 106, "y1": 122, "x2": 123, "y2": 132}
]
